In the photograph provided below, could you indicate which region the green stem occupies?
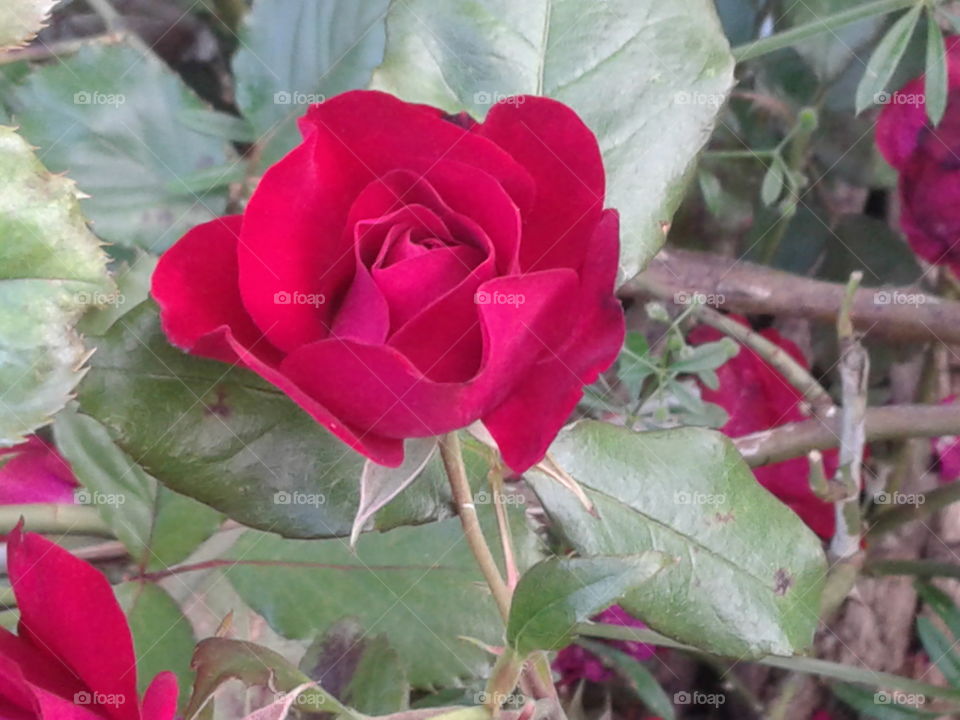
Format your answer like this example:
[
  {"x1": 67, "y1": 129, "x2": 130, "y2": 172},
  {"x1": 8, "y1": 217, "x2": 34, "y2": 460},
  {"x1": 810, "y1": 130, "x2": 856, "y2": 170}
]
[
  {"x1": 0, "y1": 504, "x2": 112, "y2": 538},
  {"x1": 733, "y1": 0, "x2": 919, "y2": 62},
  {"x1": 438, "y1": 433, "x2": 512, "y2": 623},
  {"x1": 576, "y1": 623, "x2": 960, "y2": 705},
  {"x1": 698, "y1": 305, "x2": 833, "y2": 411},
  {"x1": 866, "y1": 559, "x2": 960, "y2": 580}
]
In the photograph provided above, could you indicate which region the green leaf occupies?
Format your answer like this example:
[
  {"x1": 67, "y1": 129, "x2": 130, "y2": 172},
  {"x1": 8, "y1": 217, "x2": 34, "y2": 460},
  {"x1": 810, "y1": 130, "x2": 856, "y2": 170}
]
[
  {"x1": 224, "y1": 507, "x2": 541, "y2": 688},
  {"x1": 916, "y1": 617, "x2": 960, "y2": 687},
  {"x1": 528, "y1": 421, "x2": 827, "y2": 657},
  {"x1": 233, "y1": 0, "x2": 391, "y2": 167},
  {"x1": 671, "y1": 338, "x2": 739, "y2": 376},
  {"x1": 917, "y1": 582, "x2": 960, "y2": 640},
  {"x1": 54, "y1": 407, "x2": 222, "y2": 570},
  {"x1": 186, "y1": 637, "x2": 358, "y2": 720},
  {"x1": 371, "y1": 0, "x2": 735, "y2": 282},
  {"x1": 8, "y1": 43, "x2": 234, "y2": 252},
  {"x1": 507, "y1": 554, "x2": 668, "y2": 654},
  {"x1": 0, "y1": 0, "x2": 56, "y2": 49},
  {"x1": 856, "y1": 5, "x2": 923, "y2": 115},
  {"x1": 925, "y1": 9, "x2": 948, "y2": 126},
  {"x1": 116, "y1": 581, "x2": 195, "y2": 711},
  {"x1": 76, "y1": 301, "x2": 457, "y2": 539},
  {"x1": 0, "y1": 126, "x2": 113, "y2": 446},
  {"x1": 577, "y1": 640, "x2": 675, "y2": 720},
  {"x1": 177, "y1": 108, "x2": 257, "y2": 143},
  {"x1": 299, "y1": 619, "x2": 409, "y2": 715},
  {"x1": 832, "y1": 683, "x2": 939, "y2": 719}
]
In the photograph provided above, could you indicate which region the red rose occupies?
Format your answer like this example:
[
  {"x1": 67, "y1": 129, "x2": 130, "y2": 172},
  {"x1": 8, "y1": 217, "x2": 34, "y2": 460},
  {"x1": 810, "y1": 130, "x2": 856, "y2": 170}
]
[
  {"x1": 689, "y1": 318, "x2": 837, "y2": 538},
  {"x1": 875, "y1": 36, "x2": 960, "y2": 277},
  {"x1": 153, "y1": 90, "x2": 623, "y2": 472},
  {"x1": 0, "y1": 436, "x2": 77, "y2": 506},
  {"x1": 0, "y1": 526, "x2": 178, "y2": 719}
]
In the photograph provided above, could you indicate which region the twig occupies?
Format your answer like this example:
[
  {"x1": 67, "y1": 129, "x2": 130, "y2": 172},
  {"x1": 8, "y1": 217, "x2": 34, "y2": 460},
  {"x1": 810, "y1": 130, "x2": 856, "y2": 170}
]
[
  {"x1": 830, "y1": 272, "x2": 869, "y2": 560},
  {"x1": 734, "y1": 403, "x2": 960, "y2": 466},
  {"x1": 732, "y1": 0, "x2": 917, "y2": 61},
  {"x1": 0, "y1": 504, "x2": 112, "y2": 538},
  {"x1": 697, "y1": 305, "x2": 834, "y2": 412},
  {"x1": 439, "y1": 433, "x2": 512, "y2": 623},
  {"x1": 623, "y1": 247, "x2": 960, "y2": 346}
]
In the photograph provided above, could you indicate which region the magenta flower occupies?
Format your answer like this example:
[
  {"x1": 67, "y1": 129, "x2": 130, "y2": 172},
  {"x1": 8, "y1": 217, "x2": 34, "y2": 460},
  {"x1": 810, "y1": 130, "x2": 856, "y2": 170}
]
[
  {"x1": 552, "y1": 605, "x2": 654, "y2": 685},
  {"x1": 875, "y1": 36, "x2": 960, "y2": 277},
  {"x1": 933, "y1": 396, "x2": 960, "y2": 483},
  {"x1": 0, "y1": 436, "x2": 77, "y2": 505}
]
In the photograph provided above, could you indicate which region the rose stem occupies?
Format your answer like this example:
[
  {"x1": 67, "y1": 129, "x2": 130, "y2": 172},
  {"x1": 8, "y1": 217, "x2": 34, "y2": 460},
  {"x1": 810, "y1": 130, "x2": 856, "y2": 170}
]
[
  {"x1": 488, "y1": 462, "x2": 519, "y2": 590},
  {"x1": 439, "y1": 432, "x2": 512, "y2": 622}
]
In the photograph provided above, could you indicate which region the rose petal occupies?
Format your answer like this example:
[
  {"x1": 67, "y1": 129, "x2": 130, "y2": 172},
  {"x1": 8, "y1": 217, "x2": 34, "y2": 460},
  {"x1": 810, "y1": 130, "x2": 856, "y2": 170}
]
[
  {"x1": 279, "y1": 270, "x2": 579, "y2": 443},
  {"x1": 7, "y1": 528, "x2": 140, "y2": 720},
  {"x1": 140, "y1": 672, "x2": 178, "y2": 720},
  {"x1": 476, "y1": 96, "x2": 604, "y2": 273},
  {"x1": 482, "y1": 211, "x2": 624, "y2": 471},
  {"x1": 0, "y1": 437, "x2": 77, "y2": 505},
  {"x1": 216, "y1": 329, "x2": 404, "y2": 467},
  {"x1": 299, "y1": 91, "x2": 534, "y2": 209},
  {"x1": 152, "y1": 215, "x2": 281, "y2": 365},
  {"x1": 238, "y1": 128, "x2": 365, "y2": 351}
]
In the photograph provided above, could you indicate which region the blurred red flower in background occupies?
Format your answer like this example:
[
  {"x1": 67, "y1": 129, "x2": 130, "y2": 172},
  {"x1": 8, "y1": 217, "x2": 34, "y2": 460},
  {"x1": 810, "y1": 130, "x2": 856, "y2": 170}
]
[
  {"x1": 0, "y1": 436, "x2": 76, "y2": 505},
  {"x1": 689, "y1": 317, "x2": 837, "y2": 538},
  {"x1": 875, "y1": 35, "x2": 960, "y2": 277}
]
